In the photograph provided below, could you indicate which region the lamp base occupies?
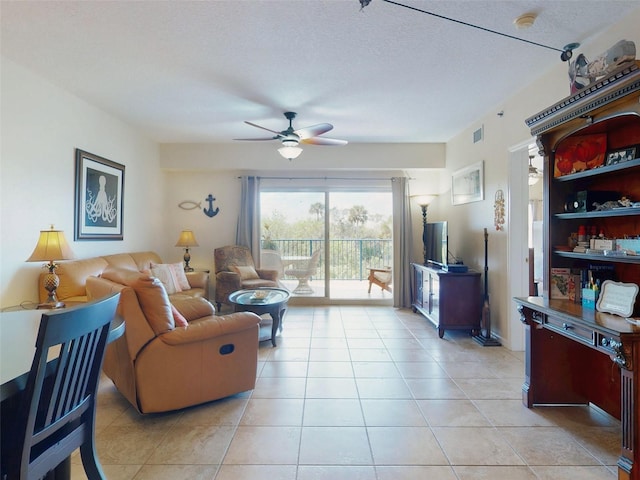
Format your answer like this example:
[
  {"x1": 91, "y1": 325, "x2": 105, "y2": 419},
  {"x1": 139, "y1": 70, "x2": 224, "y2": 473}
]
[
  {"x1": 472, "y1": 334, "x2": 502, "y2": 347},
  {"x1": 184, "y1": 266, "x2": 194, "y2": 272},
  {"x1": 37, "y1": 301, "x2": 65, "y2": 309}
]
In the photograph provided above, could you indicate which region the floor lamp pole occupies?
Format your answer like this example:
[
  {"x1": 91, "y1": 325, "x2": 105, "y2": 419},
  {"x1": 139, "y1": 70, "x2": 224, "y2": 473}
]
[{"x1": 421, "y1": 204, "x2": 428, "y2": 265}]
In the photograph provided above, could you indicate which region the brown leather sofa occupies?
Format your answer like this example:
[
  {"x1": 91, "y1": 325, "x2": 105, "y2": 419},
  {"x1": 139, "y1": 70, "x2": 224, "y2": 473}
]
[
  {"x1": 37, "y1": 251, "x2": 209, "y2": 304},
  {"x1": 86, "y1": 266, "x2": 260, "y2": 413}
]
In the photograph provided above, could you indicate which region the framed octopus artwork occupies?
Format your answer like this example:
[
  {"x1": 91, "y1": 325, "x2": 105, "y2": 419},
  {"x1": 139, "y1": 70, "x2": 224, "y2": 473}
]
[{"x1": 74, "y1": 149, "x2": 125, "y2": 240}]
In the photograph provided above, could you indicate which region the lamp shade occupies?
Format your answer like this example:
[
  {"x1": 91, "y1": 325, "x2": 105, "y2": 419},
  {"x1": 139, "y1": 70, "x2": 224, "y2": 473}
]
[
  {"x1": 175, "y1": 230, "x2": 199, "y2": 247},
  {"x1": 27, "y1": 226, "x2": 74, "y2": 262},
  {"x1": 413, "y1": 195, "x2": 437, "y2": 206},
  {"x1": 278, "y1": 146, "x2": 303, "y2": 160}
]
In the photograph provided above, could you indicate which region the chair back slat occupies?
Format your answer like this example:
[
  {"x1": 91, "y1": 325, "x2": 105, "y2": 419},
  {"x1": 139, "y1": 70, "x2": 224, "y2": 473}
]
[{"x1": 10, "y1": 293, "x2": 120, "y2": 479}]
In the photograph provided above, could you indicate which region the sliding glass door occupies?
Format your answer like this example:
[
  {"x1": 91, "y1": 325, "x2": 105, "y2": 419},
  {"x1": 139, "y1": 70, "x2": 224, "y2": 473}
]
[{"x1": 259, "y1": 188, "x2": 392, "y2": 302}]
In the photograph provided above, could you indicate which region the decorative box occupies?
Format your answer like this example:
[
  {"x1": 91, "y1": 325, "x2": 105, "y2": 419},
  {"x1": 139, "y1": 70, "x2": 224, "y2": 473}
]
[{"x1": 582, "y1": 288, "x2": 599, "y2": 309}]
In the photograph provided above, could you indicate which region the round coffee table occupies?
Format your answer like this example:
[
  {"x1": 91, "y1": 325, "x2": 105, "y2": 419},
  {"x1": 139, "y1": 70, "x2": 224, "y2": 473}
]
[{"x1": 227, "y1": 288, "x2": 290, "y2": 347}]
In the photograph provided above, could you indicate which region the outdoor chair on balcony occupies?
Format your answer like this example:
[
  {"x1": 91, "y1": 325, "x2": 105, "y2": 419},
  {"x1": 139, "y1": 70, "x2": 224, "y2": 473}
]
[
  {"x1": 260, "y1": 249, "x2": 285, "y2": 287},
  {"x1": 284, "y1": 249, "x2": 321, "y2": 294},
  {"x1": 368, "y1": 267, "x2": 392, "y2": 293}
]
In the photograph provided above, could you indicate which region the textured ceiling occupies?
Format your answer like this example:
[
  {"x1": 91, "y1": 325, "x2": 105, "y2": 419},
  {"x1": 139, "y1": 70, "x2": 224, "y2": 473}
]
[{"x1": 2, "y1": 0, "x2": 639, "y2": 144}]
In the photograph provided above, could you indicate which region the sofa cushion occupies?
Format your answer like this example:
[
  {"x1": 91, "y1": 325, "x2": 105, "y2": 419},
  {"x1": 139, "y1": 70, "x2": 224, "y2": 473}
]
[
  {"x1": 101, "y1": 266, "x2": 174, "y2": 335},
  {"x1": 101, "y1": 253, "x2": 139, "y2": 271},
  {"x1": 55, "y1": 257, "x2": 109, "y2": 300},
  {"x1": 150, "y1": 262, "x2": 189, "y2": 294},
  {"x1": 128, "y1": 251, "x2": 163, "y2": 271},
  {"x1": 231, "y1": 265, "x2": 260, "y2": 280},
  {"x1": 171, "y1": 297, "x2": 215, "y2": 321},
  {"x1": 170, "y1": 304, "x2": 188, "y2": 327}
]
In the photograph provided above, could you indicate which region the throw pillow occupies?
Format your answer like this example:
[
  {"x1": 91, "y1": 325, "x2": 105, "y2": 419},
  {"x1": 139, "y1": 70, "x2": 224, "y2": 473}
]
[
  {"x1": 231, "y1": 265, "x2": 260, "y2": 280},
  {"x1": 150, "y1": 262, "x2": 190, "y2": 294},
  {"x1": 171, "y1": 263, "x2": 191, "y2": 291},
  {"x1": 171, "y1": 304, "x2": 188, "y2": 327}
]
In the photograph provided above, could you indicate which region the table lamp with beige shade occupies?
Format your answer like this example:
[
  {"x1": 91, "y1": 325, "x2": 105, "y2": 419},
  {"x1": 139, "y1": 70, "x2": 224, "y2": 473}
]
[
  {"x1": 26, "y1": 225, "x2": 74, "y2": 309},
  {"x1": 175, "y1": 230, "x2": 199, "y2": 272}
]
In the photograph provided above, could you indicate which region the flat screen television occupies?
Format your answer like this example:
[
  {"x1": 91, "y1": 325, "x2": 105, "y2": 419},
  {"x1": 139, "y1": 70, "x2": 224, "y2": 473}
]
[{"x1": 424, "y1": 221, "x2": 448, "y2": 268}]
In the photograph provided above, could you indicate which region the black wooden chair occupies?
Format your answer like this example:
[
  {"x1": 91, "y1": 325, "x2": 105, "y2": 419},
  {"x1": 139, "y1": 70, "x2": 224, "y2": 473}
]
[{"x1": 7, "y1": 293, "x2": 120, "y2": 480}]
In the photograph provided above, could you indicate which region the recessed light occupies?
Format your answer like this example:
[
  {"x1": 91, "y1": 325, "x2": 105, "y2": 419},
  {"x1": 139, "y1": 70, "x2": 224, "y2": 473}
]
[{"x1": 514, "y1": 12, "x2": 537, "y2": 29}]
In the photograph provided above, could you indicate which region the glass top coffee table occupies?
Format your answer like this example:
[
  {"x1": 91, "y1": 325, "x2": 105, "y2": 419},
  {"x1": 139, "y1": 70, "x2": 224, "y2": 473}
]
[{"x1": 227, "y1": 288, "x2": 290, "y2": 347}]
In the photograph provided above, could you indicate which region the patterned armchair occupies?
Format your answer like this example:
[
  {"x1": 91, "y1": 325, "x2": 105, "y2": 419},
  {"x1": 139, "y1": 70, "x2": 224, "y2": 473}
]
[{"x1": 214, "y1": 245, "x2": 279, "y2": 310}]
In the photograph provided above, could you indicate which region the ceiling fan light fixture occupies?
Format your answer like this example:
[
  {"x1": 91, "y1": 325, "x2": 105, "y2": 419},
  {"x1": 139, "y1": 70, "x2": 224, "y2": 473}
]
[
  {"x1": 278, "y1": 145, "x2": 303, "y2": 160},
  {"x1": 528, "y1": 155, "x2": 541, "y2": 185}
]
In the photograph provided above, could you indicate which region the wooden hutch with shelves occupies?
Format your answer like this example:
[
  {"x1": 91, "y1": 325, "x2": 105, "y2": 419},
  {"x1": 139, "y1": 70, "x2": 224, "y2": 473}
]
[{"x1": 515, "y1": 61, "x2": 640, "y2": 480}]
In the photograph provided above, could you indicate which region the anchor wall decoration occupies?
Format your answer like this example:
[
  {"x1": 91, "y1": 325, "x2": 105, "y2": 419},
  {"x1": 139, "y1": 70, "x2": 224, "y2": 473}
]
[
  {"x1": 203, "y1": 194, "x2": 220, "y2": 218},
  {"x1": 177, "y1": 194, "x2": 220, "y2": 218}
]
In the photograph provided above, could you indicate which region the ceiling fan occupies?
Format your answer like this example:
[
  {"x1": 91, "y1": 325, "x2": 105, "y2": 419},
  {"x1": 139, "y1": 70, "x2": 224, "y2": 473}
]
[
  {"x1": 528, "y1": 155, "x2": 542, "y2": 185},
  {"x1": 234, "y1": 112, "x2": 348, "y2": 160}
]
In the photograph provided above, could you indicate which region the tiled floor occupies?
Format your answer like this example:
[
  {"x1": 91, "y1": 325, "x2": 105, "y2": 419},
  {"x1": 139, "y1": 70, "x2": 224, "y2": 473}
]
[{"x1": 73, "y1": 306, "x2": 620, "y2": 479}]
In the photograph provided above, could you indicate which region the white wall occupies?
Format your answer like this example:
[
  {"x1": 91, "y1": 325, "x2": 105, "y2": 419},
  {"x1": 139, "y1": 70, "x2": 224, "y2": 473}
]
[
  {"x1": 159, "y1": 143, "x2": 446, "y2": 171},
  {"x1": 159, "y1": 144, "x2": 448, "y2": 272},
  {"x1": 0, "y1": 58, "x2": 164, "y2": 307},
  {"x1": 441, "y1": 10, "x2": 640, "y2": 345}
]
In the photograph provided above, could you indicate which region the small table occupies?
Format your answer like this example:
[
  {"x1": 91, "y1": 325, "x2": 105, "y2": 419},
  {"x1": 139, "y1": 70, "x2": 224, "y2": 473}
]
[{"x1": 227, "y1": 288, "x2": 290, "y2": 347}]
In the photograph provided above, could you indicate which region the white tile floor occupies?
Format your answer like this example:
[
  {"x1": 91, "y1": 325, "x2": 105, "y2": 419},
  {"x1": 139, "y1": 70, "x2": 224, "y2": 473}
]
[{"x1": 73, "y1": 306, "x2": 620, "y2": 479}]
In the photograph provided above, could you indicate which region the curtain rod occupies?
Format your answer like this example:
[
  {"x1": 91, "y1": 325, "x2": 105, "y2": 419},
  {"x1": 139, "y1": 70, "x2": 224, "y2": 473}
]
[{"x1": 237, "y1": 176, "x2": 412, "y2": 181}]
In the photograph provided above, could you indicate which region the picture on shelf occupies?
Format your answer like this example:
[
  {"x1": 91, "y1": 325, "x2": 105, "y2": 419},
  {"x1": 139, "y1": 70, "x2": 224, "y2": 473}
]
[
  {"x1": 553, "y1": 133, "x2": 606, "y2": 177},
  {"x1": 606, "y1": 145, "x2": 637, "y2": 166},
  {"x1": 550, "y1": 267, "x2": 572, "y2": 300}
]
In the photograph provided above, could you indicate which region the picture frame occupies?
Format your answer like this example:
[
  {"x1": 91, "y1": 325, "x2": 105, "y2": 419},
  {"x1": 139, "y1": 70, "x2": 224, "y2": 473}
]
[
  {"x1": 596, "y1": 280, "x2": 639, "y2": 318},
  {"x1": 451, "y1": 161, "x2": 484, "y2": 205},
  {"x1": 74, "y1": 149, "x2": 125, "y2": 240},
  {"x1": 605, "y1": 145, "x2": 637, "y2": 166}
]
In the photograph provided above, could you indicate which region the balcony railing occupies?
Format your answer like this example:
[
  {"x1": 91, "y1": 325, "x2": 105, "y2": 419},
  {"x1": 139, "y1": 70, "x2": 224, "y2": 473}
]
[{"x1": 261, "y1": 239, "x2": 392, "y2": 280}]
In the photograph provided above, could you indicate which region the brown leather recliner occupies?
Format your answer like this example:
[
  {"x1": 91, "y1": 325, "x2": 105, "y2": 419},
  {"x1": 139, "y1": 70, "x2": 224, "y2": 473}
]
[
  {"x1": 214, "y1": 245, "x2": 279, "y2": 310},
  {"x1": 86, "y1": 266, "x2": 260, "y2": 414}
]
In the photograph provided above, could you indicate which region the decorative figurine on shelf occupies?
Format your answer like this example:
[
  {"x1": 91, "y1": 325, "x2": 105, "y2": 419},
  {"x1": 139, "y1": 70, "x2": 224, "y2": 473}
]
[{"x1": 568, "y1": 39, "x2": 636, "y2": 94}]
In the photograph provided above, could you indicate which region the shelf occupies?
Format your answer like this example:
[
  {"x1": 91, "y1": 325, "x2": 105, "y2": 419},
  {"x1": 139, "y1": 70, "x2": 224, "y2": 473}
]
[
  {"x1": 554, "y1": 158, "x2": 640, "y2": 182},
  {"x1": 554, "y1": 207, "x2": 640, "y2": 219},
  {"x1": 553, "y1": 250, "x2": 640, "y2": 264}
]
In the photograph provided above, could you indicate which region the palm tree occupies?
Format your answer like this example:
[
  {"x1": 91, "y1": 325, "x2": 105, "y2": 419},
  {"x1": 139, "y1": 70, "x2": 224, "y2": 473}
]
[
  {"x1": 348, "y1": 205, "x2": 368, "y2": 235},
  {"x1": 309, "y1": 202, "x2": 324, "y2": 221}
]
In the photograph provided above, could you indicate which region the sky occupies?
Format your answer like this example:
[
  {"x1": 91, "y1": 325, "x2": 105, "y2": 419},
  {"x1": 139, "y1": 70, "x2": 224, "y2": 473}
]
[{"x1": 260, "y1": 191, "x2": 392, "y2": 222}]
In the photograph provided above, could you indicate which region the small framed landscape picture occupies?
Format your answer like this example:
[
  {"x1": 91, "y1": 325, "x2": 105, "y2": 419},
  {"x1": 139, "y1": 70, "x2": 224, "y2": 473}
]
[
  {"x1": 74, "y1": 149, "x2": 125, "y2": 240},
  {"x1": 606, "y1": 145, "x2": 637, "y2": 166},
  {"x1": 451, "y1": 161, "x2": 484, "y2": 205}
]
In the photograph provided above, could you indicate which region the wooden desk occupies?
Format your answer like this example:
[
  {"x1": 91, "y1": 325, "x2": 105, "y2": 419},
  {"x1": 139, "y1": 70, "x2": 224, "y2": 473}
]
[{"x1": 515, "y1": 296, "x2": 640, "y2": 480}]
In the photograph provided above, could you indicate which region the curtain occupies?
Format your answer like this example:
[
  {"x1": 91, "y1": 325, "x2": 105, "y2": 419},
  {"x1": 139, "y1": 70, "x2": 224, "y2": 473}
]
[
  {"x1": 236, "y1": 176, "x2": 261, "y2": 263},
  {"x1": 391, "y1": 176, "x2": 413, "y2": 308}
]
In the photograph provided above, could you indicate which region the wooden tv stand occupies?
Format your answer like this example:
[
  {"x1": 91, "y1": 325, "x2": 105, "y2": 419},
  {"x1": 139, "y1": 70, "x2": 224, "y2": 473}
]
[
  {"x1": 516, "y1": 297, "x2": 640, "y2": 479},
  {"x1": 411, "y1": 263, "x2": 481, "y2": 338}
]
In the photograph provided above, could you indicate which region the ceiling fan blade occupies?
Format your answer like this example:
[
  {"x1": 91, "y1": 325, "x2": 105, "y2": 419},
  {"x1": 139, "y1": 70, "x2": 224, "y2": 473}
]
[
  {"x1": 294, "y1": 123, "x2": 333, "y2": 139},
  {"x1": 244, "y1": 121, "x2": 283, "y2": 136},
  {"x1": 301, "y1": 137, "x2": 348, "y2": 146},
  {"x1": 233, "y1": 136, "x2": 278, "y2": 141}
]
